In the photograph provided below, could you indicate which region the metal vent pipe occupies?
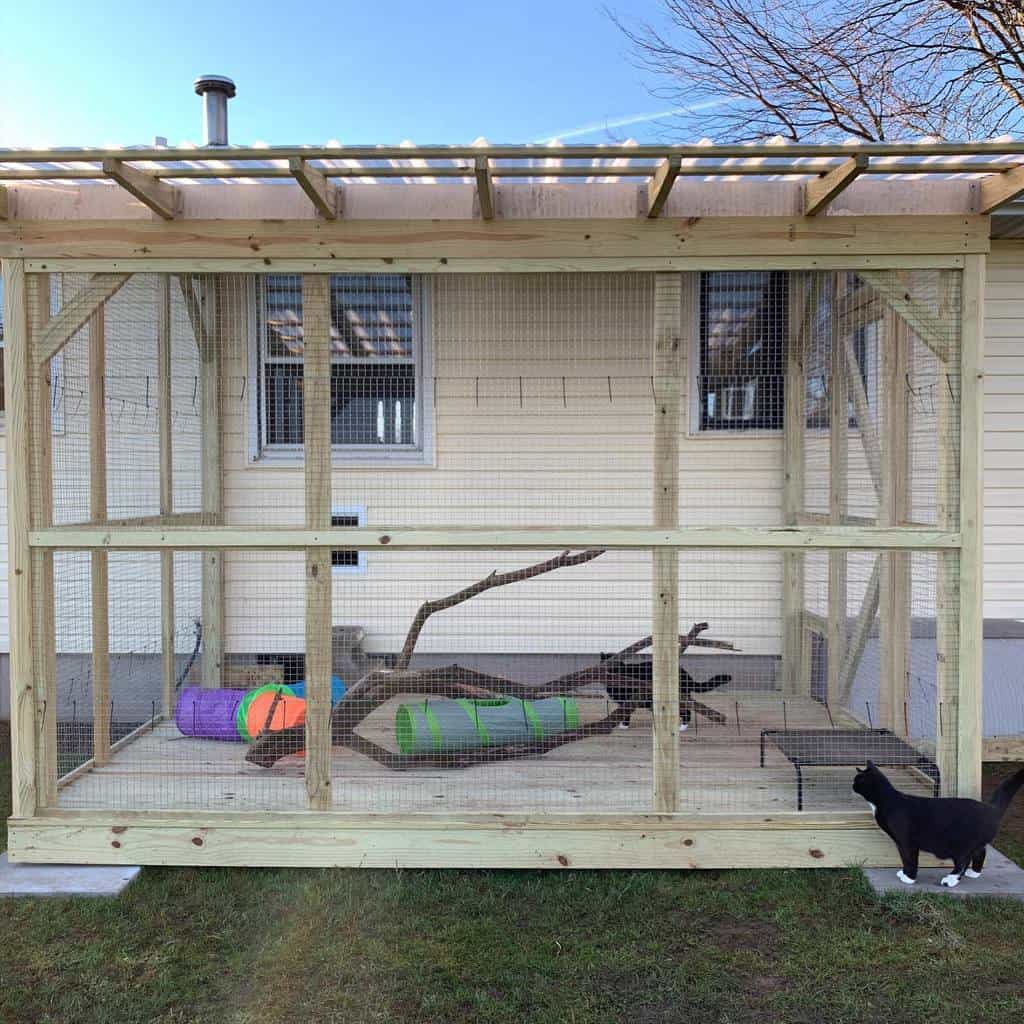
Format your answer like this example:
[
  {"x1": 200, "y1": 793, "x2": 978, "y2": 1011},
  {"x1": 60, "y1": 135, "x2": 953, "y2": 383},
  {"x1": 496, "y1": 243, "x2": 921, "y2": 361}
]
[{"x1": 193, "y1": 75, "x2": 236, "y2": 146}]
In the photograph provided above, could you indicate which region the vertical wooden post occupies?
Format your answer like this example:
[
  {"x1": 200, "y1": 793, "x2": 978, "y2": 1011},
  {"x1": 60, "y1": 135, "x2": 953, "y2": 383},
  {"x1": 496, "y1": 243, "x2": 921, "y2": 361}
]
[
  {"x1": 781, "y1": 272, "x2": 807, "y2": 695},
  {"x1": 89, "y1": 305, "x2": 111, "y2": 765},
  {"x1": 827, "y1": 272, "x2": 848, "y2": 709},
  {"x1": 157, "y1": 276, "x2": 176, "y2": 715},
  {"x1": 3, "y1": 259, "x2": 37, "y2": 817},
  {"x1": 30, "y1": 273, "x2": 57, "y2": 806},
  {"x1": 652, "y1": 271, "x2": 684, "y2": 814},
  {"x1": 879, "y1": 311, "x2": 911, "y2": 734},
  {"x1": 935, "y1": 269, "x2": 963, "y2": 795},
  {"x1": 303, "y1": 274, "x2": 333, "y2": 811},
  {"x1": 956, "y1": 256, "x2": 985, "y2": 798},
  {"x1": 199, "y1": 278, "x2": 223, "y2": 688}
]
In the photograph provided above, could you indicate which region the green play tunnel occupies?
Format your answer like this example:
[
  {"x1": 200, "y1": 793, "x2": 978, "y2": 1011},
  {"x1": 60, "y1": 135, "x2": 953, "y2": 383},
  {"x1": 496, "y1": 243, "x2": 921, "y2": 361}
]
[{"x1": 395, "y1": 696, "x2": 580, "y2": 754}]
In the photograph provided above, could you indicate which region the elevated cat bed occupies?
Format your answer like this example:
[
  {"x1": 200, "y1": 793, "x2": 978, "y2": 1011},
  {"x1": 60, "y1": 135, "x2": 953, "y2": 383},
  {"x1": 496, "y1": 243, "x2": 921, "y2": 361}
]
[{"x1": 760, "y1": 728, "x2": 941, "y2": 811}]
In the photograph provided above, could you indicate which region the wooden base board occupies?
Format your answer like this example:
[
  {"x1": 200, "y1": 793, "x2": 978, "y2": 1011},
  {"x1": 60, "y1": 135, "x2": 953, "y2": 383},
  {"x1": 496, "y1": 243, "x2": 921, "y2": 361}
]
[{"x1": 7, "y1": 813, "x2": 938, "y2": 869}]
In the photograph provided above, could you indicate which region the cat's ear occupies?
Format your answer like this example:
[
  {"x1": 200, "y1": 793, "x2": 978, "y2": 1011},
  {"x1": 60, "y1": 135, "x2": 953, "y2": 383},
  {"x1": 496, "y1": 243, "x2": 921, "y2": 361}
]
[{"x1": 865, "y1": 760, "x2": 876, "y2": 771}]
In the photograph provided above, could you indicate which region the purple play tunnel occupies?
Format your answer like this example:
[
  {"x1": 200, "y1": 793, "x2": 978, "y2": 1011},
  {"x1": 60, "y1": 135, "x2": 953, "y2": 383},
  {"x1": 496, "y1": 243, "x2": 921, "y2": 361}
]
[{"x1": 175, "y1": 686, "x2": 247, "y2": 741}]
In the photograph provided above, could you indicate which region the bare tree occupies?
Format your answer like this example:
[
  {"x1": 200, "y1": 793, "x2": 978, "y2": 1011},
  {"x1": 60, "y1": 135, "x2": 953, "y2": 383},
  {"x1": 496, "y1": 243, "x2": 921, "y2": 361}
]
[{"x1": 610, "y1": 1, "x2": 1024, "y2": 141}]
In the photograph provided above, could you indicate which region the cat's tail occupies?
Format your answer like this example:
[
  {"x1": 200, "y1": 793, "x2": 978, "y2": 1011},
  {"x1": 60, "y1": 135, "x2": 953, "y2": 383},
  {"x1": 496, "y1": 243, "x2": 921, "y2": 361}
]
[
  {"x1": 688, "y1": 673, "x2": 732, "y2": 694},
  {"x1": 990, "y1": 767, "x2": 1024, "y2": 818}
]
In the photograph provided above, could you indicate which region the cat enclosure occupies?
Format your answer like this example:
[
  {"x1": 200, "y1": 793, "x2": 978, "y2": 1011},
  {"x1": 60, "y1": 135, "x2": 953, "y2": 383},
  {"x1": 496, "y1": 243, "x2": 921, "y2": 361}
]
[{"x1": 0, "y1": 144, "x2": 991, "y2": 867}]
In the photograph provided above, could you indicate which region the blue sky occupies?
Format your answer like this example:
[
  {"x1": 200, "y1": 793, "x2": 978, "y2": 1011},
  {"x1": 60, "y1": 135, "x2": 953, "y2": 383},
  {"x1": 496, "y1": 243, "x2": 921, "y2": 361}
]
[{"x1": 0, "y1": 0, "x2": 676, "y2": 147}]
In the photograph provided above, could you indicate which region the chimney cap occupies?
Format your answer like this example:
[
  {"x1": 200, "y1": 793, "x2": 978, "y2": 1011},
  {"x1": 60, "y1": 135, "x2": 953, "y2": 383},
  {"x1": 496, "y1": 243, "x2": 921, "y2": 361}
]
[{"x1": 194, "y1": 75, "x2": 236, "y2": 98}]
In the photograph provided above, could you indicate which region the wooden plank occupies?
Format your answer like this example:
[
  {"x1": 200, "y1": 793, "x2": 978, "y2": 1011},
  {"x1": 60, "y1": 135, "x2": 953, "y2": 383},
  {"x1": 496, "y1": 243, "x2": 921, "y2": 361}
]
[
  {"x1": 982, "y1": 736, "x2": 1024, "y2": 761},
  {"x1": 33, "y1": 273, "x2": 130, "y2": 363},
  {"x1": 979, "y1": 164, "x2": 1024, "y2": 214},
  {"x1": 781, "y1": 272, "x2": 809, "y2": 694},
  {"x1": 23, "y1": 254, "x2": 971, "y2": 274},
  {"x1": 303, "y1": 274, "x2": 333, "y2": 811},
  {"x1": 856, "y1": 270, "x2": 950, "y2": 363},
  {"x1": 828, "y1": 276, "x2": 849, "y2": 709},
  {"x1": 647, "y1": 156, "x2": 681, "y2": 218},
  {"x1": 0, "y1": 185, "x2": 8, "y2": 221},
  {"x1": 0, "y1": 215, "x2": 990, "y2": 260},
  {"x1": 89, "y1": 304, "x2": 111, "y2": 766},
  {"x1": 838, "y1": 556, "x2": 882, "y2": 705},
  {"x1": 29, "y1": 274, "x2": 57, "y2": 808},
  {"x1": 474, "y1": 156, "x2": 495, "y2": 221},
  {"x1": 199, "y1": 277, "x2": 223, "y2": 689},
  {"x1": 288, "y1": 158, "x2": 339, "y2": 220},
  {"x1": 157, "y1": 276, "x2": 175, "y2": 716},
  {"x1": 652, "y1": 271, "x2": 683, "y2": 813},
  {"x1": 28, "y1": 524, "x2": 963, "y2": 551},
  {"x1": 6, "y1": 817, "x2": 930, "y2": 869},
  {"x1": 2, "y1": 259, "x2": 37, "y2": 818},
  {"x1": 841, "y1": 333, "x2": 883, "y2": 497},
  {"x1": 804, "y1": 156, "x2": 868, "y2": 216},
  {"x1": 956, "y1": 254, "x2": 986, "y2": 798},
  {"x1": 102, "y1": 159, "x2": 179, "y2": 220}
]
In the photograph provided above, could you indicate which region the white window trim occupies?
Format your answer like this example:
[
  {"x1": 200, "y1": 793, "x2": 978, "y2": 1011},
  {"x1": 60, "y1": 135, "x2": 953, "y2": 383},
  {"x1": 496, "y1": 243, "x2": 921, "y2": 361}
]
[
  {"x1": 331, "y1": 504, "x2": 367, "y2": 577},
  {"x1": 247, "y1": 275, "x2": 435, "y2": 467}
]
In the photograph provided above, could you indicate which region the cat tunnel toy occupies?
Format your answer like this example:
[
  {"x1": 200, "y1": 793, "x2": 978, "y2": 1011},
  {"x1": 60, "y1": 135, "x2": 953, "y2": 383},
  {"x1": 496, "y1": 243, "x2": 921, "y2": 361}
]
[{"x1": 394, "y1": 696, "x2": 580, "y2": 755}]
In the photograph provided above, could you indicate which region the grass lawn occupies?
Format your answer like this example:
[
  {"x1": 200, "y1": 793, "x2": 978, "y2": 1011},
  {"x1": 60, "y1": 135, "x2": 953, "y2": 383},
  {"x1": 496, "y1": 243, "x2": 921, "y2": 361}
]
[{"x1": 2, "y1": 724, "x2": 1023, "y2": 1024}]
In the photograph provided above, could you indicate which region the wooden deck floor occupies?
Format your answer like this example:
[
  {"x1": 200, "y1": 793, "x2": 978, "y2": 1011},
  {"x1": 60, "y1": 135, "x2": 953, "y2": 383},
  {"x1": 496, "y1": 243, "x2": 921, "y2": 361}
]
[{"x1": 57, "y1": 692, "x2": 936, "y2": 815}]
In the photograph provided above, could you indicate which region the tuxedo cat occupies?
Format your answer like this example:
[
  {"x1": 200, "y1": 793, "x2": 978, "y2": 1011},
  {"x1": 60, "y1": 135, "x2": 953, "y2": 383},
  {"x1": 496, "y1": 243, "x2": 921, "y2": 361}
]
[
  {"x1": 599, "y1": 654, "x2": 732, "y2": 731},
  {"x1": 853, "y1": 760, "x2": 1024, "y2": 887}
]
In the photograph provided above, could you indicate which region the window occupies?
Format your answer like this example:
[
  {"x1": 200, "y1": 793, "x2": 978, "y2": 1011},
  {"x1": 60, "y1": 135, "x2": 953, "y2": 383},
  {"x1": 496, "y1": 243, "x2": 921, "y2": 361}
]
[
  {"x1": 256, "y1": 274, "x2": 430, "y2": 462},
  {"x1": 697, "y1": 271, "x2": 787, "y2": 431},
  {"x1": 331, "y1": 506, "x2": 367, "y2": 576}
]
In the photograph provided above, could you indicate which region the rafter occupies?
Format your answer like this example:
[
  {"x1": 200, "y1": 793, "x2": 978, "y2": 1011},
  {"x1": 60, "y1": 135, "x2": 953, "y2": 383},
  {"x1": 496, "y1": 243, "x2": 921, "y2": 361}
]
[
  {"x1": 288, "y1": 158, "x2": 339, "y2": 219},
  {"x1": 647, "y1": 156, "x2": 681, "y2": 218},
  {"x1": 35, "y1": 273, "x2": 131, "y2": 363},
  {"x1": 979, "y1": 163, "x2": 1024, "y2": 214},
  {"x1": 856, "y1": 270, "x2": 950, "y2": 362},
  {"x1": 804, "y1": 155, "x2": 867, "y2": 216},
  {"x1": 474, "y1": 155, "x2": 495, "y2": 220},
  {"x1": 102, "y1": 159, "x2": 179, "y2": 219}
]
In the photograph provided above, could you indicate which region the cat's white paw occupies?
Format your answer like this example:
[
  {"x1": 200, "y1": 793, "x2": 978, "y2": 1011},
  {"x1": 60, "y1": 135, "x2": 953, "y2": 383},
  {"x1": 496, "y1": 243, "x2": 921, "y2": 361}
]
[
  {"x1": 617, "y1": 722, "x2": 630, "y2": 730},
  {"x1": 964, "y1": 868, "x2": 982, "y2": 879},
  {"x1": 679, "y1": 722, "x2": 689, "y2": 732},
  {"x1": 896, "y1": 870, "x2": 916, "y2": 885},
  {"x1": 940, "y1": 873, "x2": 961, "y2": 888}
]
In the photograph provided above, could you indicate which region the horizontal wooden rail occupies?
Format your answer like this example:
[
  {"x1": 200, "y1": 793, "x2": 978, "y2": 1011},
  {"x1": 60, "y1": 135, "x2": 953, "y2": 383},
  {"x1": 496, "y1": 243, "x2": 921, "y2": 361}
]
[{"x1": 28, "y1": 525, "x2": 961, "y2": 551}]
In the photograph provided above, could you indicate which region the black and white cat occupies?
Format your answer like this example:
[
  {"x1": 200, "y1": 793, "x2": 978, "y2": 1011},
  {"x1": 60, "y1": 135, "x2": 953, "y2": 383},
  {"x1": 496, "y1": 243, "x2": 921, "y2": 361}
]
[
  {"x1": 853, "y1": 760, "x2": 1024, "y2": 887},
  {"x1": 600, "y1": 655, "x2": 732, "y2": 732}
]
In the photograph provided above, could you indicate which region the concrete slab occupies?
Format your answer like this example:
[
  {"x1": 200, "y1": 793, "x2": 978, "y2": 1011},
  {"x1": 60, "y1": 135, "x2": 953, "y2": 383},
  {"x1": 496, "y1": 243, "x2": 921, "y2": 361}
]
[
  {"x1": 864, "y1": 847, "x2": 1024, "y2": 901},
  {"x1": 0, "y1": 853, "x2": 140, "y2": 899}
]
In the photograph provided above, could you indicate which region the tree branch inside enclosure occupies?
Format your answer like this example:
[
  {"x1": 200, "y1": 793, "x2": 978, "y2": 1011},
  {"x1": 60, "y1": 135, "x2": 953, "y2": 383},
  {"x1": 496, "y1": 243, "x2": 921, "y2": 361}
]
[
  {"x1": 246, "y1": 554, "x2": 736, "y2": 769},
  {"x1": 609, "y1": 1, "x2": 1024, "y2": 141}
]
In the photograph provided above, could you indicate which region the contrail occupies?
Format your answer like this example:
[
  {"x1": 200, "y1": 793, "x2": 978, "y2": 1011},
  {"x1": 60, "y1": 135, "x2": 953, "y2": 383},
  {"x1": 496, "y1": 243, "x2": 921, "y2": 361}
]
[{"x1": 533, "y1": 100, "x2": 727, "y2": 143}]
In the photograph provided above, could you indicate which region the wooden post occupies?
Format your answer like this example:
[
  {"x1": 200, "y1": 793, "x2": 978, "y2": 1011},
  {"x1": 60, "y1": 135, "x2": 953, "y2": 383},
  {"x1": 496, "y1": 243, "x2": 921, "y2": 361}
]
[
  {"x1": 198, "y1": 277, "x2": 223, "y2": 688},
  {"x1": 827, "y1": 272, "x2": 848, "y2": 709},
  {"x1": 935, "y1": 269, "x2": 962, "y2": 795},
  {"x1": 781, "y1": 272, "x2": 808, "y2": 695},
  {"x1": 879, "y1": 310, "x2": 911, "y2": 734},
  {"x1": 3, "y1": 259, "x2": 38, "y2": 817},
  {"x1": 303, "y1": 274, "x2": 333, "y2": 811},
  {"x1": 956, "y1": 256, "x2": 985, "y2": 798},
  {"x1": 29, "y1": 273, "x2": 57, "y2": 806},
  {"x1": 652, "y1": 271, "x2": 685, "y2": 814},
  {"x1": 157, "y1": 276, "x2": 175, "y2": 715},
  {"x1": 89, "y1": 305, "x2": 111, "y2": 765}
]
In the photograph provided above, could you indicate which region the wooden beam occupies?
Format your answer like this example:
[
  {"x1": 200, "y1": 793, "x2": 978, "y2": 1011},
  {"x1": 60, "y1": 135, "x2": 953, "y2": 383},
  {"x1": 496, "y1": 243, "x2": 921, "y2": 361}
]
[
  {"x1": 983, "y1": 737, "x2": 1024, "y2": 761},
  {"x1": 804, "y1": 155, "x2": 868, "y2": 216},
  {"x1": 841, "y1": 333, "x2": 883, "y2": 498},
  {"x1": 157, "y1": 275, "x2": 176, "y2": 716},
  {"x1": 979, "y1": 163, "x2": 1024, "y2": 213},
  {"x1": 652, "y1": 271, "x2": 684, "y2": 813},
  {"x1": 89, "y1": 305, "x2": 111, "y2": 766},
  {"x1": 0, "y1": 185, "x2": 8, "y2": 221},
  {"x1": 102, "y1": 159, "x2": 179, "y2": 220},
  {"x1": 828, "y1": 273, "x2": 849, "y2": 709},
  {"x1": 288, "y1": 158, "x2": 339, "y2": 220},
  {"x1": 956, "y1": 254, "x2": 985, "y2": 798},
  {"x1": 303, "y1": 274, "x2": 333, "y2": 812},
  {"x1": 34, "y1": 273, "x2": 130, "y2": 363},
  {"x1": 856, "y1": 270, "x2": 950, "y2": 363},
  {"x1": 838, "y1": 556, "x2": 882, "y2": 705},
  {"x1": 474, "y1": 156, "x2": 495, "y2": 221},
  {"x1": 28, "y1": 524, "x2": 961, "y2": 551},
  {"x1": 647, "y1": 156, "x2": 682, "y2": 218},
  {"x1": 0, "y1": 215, "x2": 990, "y2": 261},
  {"x1": 2, "y1": 259, "x2": 37, "y2": 818}
]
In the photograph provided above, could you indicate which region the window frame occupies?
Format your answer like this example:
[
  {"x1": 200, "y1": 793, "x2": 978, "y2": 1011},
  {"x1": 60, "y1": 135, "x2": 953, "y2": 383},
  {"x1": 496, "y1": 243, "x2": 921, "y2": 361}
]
[{"x1": 247, "y1": 274, "x2": 435, "y2": 466}]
